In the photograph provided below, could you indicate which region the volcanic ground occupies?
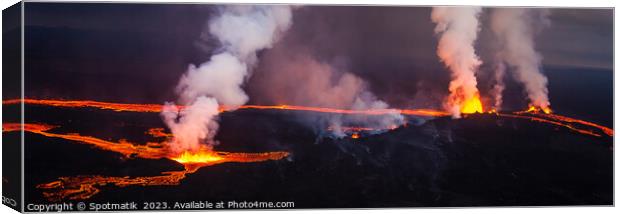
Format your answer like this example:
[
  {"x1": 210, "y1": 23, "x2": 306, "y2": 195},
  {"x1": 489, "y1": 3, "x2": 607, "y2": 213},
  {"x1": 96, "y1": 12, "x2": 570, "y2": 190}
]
[{"x1": 1, "y1": 99, "x2": 612, "y2": 208}]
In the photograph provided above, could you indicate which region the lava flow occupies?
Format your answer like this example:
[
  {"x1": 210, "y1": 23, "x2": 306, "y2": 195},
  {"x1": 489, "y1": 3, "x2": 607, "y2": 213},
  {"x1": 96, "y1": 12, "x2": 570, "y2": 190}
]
[
  {"x1": 2, "y1": 123, "x2": 289, "y2": 201},
  {"x1": 3, "y1": 122, "x2": 169, "y2": 159},
  {"x1": 3, "y1": 98, "x2": 613, "y2": 139},
  {"x1": 3, "y1": 98, "x2": 449, "y2": 117},
  {"x1": 512, "y1": 111, "x2": 613, "y2": 137},
  {"x1": 35, "y1": 149, "x2": 289, "y2": 202},
  {"x1": 3, "y1": 98, "x2": 166, "y2": 113}
]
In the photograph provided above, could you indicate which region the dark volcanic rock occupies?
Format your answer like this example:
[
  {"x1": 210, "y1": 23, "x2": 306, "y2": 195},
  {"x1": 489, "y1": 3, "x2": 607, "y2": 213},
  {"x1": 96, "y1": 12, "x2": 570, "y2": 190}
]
[{"x1": 22, "y1": 106, "x2": 613, "y2": 207}]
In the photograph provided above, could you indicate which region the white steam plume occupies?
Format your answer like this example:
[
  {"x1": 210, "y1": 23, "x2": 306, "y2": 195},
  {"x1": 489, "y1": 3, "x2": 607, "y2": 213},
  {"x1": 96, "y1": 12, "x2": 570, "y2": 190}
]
[
  {"x1": 431, "y1": 7, "x2": 483, "y2": 118},
  {"x1": 162, "y1": 96, "x2": 220, "y2": 153},
  {"x1": 163, "y1": 5, "x2": 293, "y2": 155},
  {"x1": 491, "y1": 61, "x2": 506, "y2": 111},
  {"x1": 490, "y1": 8, "x2": 551, "y2": 111}
]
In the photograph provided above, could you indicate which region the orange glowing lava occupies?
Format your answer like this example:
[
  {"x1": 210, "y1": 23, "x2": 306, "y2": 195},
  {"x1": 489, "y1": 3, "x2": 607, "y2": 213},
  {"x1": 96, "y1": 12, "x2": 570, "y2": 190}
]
[
  {"x1": 513, "y1": 111, "x2": 613, "y2": 137},
  {"x1": 460, "y1": 94, "x2": 484, "y2": 114},
  {"x1": 34, "y1": 148, "x2": 290, "y2": 202},
  {"x1": 351, "y1": 133, "x2": 360, "y2": 139},
  {"x1": 4, "y1": 123, "x2": 169, "y2": 159},
  {"x1": 3, "y1": 98, "x2": 167, "y2": 113},
  {"x1": 146, "y1": 128, "x2": 173, "y2": 138},
  {"x1": 172, "y1": 150, "x2": 224, "y2": 163},
  {"x1": 523, "y1": 105, "x2": 553, "y2": 114},
  {"x1": 3, "y1": 123, "x2": 290, "y2": 164},
  {"x1": 34, "y1": 149, "x2": 290, "y2": 202},
  {"x1": 2, "y1": 123, "x2": 57, "y2": 133},
  {"x1": 4, "y1": 98, "x2": 449, "y2": 117}
]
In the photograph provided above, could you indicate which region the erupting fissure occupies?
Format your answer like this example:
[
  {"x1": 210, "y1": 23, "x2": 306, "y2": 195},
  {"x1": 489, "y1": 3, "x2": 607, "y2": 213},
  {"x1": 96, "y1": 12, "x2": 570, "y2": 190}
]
[
  {"x1": 524, "y1": 105, "x2": 553, "y2": 114},
  {"x1": 460, "y1": 93, "x2": 484, "y2": 114}
]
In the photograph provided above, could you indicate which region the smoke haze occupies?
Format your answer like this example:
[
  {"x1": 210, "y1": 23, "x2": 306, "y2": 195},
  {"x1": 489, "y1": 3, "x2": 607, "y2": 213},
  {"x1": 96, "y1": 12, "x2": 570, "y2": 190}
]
[{"x1": 250, "y1": 44, "x2": 404, "y2": 138}]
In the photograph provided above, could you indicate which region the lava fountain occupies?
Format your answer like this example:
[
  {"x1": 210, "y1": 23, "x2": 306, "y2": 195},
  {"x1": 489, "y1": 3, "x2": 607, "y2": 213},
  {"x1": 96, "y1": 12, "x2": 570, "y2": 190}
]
[{"x1": 460, "y1": 93, "x2": 484, "y2": 114}]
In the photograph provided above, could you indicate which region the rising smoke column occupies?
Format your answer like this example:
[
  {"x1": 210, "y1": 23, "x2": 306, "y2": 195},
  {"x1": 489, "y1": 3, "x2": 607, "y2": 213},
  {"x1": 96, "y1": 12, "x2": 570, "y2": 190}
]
[
  {"x1": 250, "y1": 45, "x2": 404, "y2": 138},
  {"x1": 163, "y1": 5, "x2": 293, "y2": 155},
  {"x1": 431, "y1": 7, "x2": 483, "y2": 118},
  {"x1": 490, "y1": 8, "x2": 551, "y2": 113}
]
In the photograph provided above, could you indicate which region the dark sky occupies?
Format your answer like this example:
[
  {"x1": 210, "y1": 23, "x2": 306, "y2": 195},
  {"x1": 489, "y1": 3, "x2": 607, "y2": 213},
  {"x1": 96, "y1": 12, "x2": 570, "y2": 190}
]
[{"x1": 23, "y1": 3, "x2": 613, "y2": 106}]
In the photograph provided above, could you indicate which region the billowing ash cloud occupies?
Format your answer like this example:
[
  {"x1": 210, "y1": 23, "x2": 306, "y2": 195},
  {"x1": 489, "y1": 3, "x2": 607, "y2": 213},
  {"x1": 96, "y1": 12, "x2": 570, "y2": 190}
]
[
  {"x1": 250, "y1": 45, "x2": 404, "y2": 138},
  {"x1": 490, "y1": 8, "x2": 551, "y2": 111},
  {"x1": 163, "y1": 5, "x2": 293, "y2": 155},
  {"x1": 431, "y1": 7, "x2": 483, "y2": 118}
]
